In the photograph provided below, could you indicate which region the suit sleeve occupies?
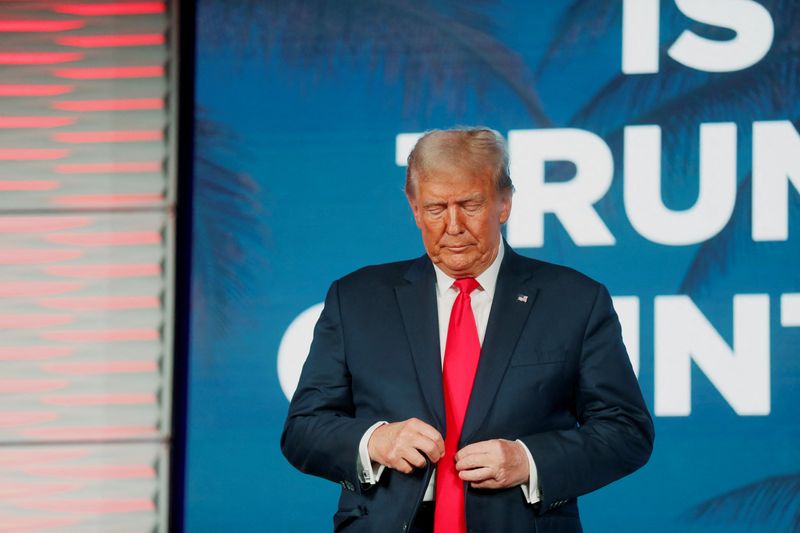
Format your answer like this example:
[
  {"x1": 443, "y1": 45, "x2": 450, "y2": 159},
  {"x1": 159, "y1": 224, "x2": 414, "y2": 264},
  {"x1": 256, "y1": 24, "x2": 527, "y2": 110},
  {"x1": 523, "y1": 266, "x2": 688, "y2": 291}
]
[
  {"x1": 280, "y1": 280, "x2": 376, "y2": 493},
  {"x1": 520, "y1": 283, "x2": 654, "y2": 513}
]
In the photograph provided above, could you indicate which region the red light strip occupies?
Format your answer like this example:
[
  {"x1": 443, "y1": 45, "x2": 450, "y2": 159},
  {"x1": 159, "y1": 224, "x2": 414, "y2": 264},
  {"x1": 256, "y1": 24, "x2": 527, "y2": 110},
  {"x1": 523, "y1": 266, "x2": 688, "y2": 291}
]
[
  {"x1": 0, "y1": 346, "x2": 75, "y2": 361},
  {"x1": 41, "y1": 328, "x2": 159, "y2": 342},
  {"x1": 56, "y1": 33, "x2": 165, "y2": 47},
  {"x1": 45, "y1": 264, "x2": 161, "y2": 278},
  {"x1": 52, "y1": 193, "x2": 164, "y2": 206},
  {"x1": 0, "y1": 482, "x2": 83, "y2": 499},
  {"x1": 0, "y1": 249, "x2": 83, "y2": 264},
  {"x1": 0, "y1": 85, "x2": 74, "y2": 96},
  {"x1": 0, "y1": 281, "x2": 83, "y2": 297},
  {"x1": 42, "y1": 361, "x2": 158, "y2": 375},
  {"x1": 0, "y1": 217, "x2": 91, "y2": 233},
  {"x1": 21, "y1": 426, "x2": 158, "y2": 440},
  {"x1": 53, "y1": 129, "x2": 163, "y2": 143},
  {"x1": 54, "y1": 65, "x2": 164, "y2": 79},
  {"x1": 0, "y1": 379, "x2": 68, "y2": 394},
  {"x1": 0, "y1": 180, "x2": 60, "y2": 191},
  {"x1": 0, "y1": 149, "x2": 70, "y2": 160},
  {"x1": 0, "y1": 412, "x2": 58, "y2": 428},
  {"x1": 41, "y1": 393, "x2": 156, "y2": 406},
  {"x1": 17, "y1": 498, "x2": 156, "y2": 514},
  {"x1": 0, "y1": 52, "x2": 83, "y2": 65},
  {"x1": 0, "y1": 315, "x2": 74, "y2": 329},
  {"x1": 46, "y1": 230, "x2": 162, "y2": 246},
  {"x1": 23, "y1": 464, "x2": 156, "y2": 479},
  {"x1": 0, "y1": 20, "x2": 85, "y2": 32},
  {"x1": 52, "y1": 98, "x2": 163, "y2": 111},
  {"x1": 0, "y1": 517, "x2": 81, "y2": 530},
  {"x1": 38, "y1": 296, "x2": 160, "y2": 310},
  {"x1": 0, "y1": 348, "x2": 73, "y2": 363},
  {"x1": 0, "y1": 116, "x2": 77, "y2": 128},
  {"x1": 0, "y1": 449, "x2": 89, "y2": 466},
  {"x1": 55, "y1": 161, "x2": 161, "y2": 173},
  {"x1": 53, "y1": 2, "x2": 165, "y2": 16}
]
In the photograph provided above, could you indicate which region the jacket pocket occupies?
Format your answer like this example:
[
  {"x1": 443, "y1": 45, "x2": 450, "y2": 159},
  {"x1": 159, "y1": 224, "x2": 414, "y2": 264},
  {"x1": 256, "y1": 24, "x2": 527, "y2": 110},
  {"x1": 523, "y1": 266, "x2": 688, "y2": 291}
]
[{"x1": 333, "y1": 505, "x2": 368, "y2": 532}]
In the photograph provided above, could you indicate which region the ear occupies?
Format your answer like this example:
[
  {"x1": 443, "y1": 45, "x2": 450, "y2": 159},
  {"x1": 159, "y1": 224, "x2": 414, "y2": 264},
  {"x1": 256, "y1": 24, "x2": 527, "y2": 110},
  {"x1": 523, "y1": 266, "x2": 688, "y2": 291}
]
[
  {"x1": 407, "y1": 193, "x2": 423, "y2": 229},
  {"x1": 498, "y1": 190, "x2": 512, "y2": 225}
]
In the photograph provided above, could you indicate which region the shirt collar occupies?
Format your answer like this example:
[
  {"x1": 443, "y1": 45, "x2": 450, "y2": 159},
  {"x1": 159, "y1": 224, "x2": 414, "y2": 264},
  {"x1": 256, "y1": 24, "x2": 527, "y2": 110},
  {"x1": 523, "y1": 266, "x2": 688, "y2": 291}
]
[{"x1": 433, "y1": 239, "x2": 504, "y2": 298}]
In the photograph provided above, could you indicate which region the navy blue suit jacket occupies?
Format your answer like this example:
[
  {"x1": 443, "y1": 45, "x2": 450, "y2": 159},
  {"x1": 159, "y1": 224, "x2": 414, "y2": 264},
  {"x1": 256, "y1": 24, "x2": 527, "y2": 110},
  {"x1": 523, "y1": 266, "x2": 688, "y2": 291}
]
[{"x1": 281, "y1": 244, "x2": 654, "y2": 532}]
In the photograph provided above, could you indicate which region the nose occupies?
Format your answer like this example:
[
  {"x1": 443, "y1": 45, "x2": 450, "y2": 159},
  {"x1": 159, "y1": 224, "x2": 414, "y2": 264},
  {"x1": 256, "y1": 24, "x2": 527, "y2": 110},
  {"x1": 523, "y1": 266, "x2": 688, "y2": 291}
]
[{"x1": 445, "y1": 205, "x2": 464, "y2": 235}]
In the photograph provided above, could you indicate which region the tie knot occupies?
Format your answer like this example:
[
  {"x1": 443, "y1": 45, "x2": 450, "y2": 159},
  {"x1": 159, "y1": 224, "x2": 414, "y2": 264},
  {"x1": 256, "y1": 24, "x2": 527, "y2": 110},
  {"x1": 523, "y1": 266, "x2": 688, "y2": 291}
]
[{"x1": 453, "y1": 277, "x2": 480, "y2": 295}]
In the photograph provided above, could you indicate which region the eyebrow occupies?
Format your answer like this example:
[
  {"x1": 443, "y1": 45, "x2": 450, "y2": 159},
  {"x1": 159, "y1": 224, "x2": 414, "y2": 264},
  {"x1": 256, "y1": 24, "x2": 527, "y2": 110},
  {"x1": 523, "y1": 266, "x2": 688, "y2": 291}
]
[{"x1": 422, "y1": 193, "x2": 484, "y2": 208}]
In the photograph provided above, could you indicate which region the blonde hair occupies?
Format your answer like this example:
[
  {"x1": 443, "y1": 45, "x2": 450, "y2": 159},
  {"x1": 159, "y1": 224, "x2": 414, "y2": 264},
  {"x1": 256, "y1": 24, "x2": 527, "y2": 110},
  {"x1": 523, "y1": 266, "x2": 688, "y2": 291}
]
[{"x1": 405, "y1": 127, "x2": 512, "y2": 197}]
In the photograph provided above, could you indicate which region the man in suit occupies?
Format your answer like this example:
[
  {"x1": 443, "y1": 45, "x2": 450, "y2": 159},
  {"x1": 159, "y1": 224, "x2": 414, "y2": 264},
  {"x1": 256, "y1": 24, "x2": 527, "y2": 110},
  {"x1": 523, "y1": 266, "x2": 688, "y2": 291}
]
[{"x1": 281, "y1": 127, "x2": 654, "y2": 532}]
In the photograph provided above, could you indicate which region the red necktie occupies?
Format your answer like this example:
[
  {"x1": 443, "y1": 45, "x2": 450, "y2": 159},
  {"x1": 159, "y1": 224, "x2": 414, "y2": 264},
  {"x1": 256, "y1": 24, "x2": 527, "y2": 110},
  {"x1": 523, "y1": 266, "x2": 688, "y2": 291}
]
[{"x1": 434, "y1": 277, "x2": 481, "y2": 533}]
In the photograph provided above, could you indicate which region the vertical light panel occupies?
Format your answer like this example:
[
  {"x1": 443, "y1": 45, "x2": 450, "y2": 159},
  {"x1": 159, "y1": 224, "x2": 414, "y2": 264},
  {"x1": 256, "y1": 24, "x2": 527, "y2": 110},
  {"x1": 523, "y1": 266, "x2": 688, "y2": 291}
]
[{"x1": 0, "y1": 1, "x2": 174, "y2": 531}]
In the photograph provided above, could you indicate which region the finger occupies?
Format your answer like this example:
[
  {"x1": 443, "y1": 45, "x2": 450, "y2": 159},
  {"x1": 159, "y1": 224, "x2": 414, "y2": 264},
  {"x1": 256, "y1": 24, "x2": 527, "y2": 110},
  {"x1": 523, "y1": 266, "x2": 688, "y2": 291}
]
[
  {"x1": 394, "y1": 458, "x2": 414, "y2": 474},
  {"x1": 409, "y1": 420, "x2": 445, "y2": 448},
  {"x1": 470, "y1": 479, "x2": 502, "y2": 490},
  {"x1": 455, "y1": 453, "x2": 490, "y2": 472},
  {"x1": 410, "y1": 435, "x2": 443, "y2": 463},
  {"x1": 455, "y1": 440, "x2": 494, "y2": 462},
  {"x1": 458, "y1": 467, "x2": 494, "y2": 482},
  {"x1": 432, "y1": 433, "x2": 445, "y2": 457},
  {"x1": 402, "y1": 448, "x2": 428, "y2": 469},
  {"x1": 403, "y1": 420, "x2": 444, "y2": 459}
]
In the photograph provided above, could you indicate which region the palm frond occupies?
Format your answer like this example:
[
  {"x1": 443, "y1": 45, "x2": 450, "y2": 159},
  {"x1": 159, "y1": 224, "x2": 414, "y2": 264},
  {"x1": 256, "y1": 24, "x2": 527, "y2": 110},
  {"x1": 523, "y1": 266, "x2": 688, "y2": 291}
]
[
  {"x1": 540, "y1": 4, "x2": 800, "y2": 205},
  {"x1": 543, "y1": 50, "x2": 799, "y2": 241},
  {"x1": 548, "y1": 55, "x2": 784, "y2": 197},
  {"x1": 533, "y1": 0, "x2": 620, "y2": 79},
  {"x1": 679, "y1": 113, "x2": 800, "y2": 295},
  {"x1": 198, "y1": 0, "x2": 551, "y2": 125},
  {"x1": 678, "y1": 174, "x2": 748, "y2": 295},
  {"x1": 684, "y1": 473, "x2": 800, "y2": 531},
  {"x1": 599, "y1": 48, "x2": 799, "y2": 195},
  {"x1": 570, "y1": 28, "x2": 713, "y2": 133},
  {"x1": 193, "y1": 110, "x2": 268, "y2": 339},
  {"x1": 572, "y1": 1, "x2": 800, "y2": 133},
  {"x1": 533, "y1": 0, "x2": 704, "y2": 80}
]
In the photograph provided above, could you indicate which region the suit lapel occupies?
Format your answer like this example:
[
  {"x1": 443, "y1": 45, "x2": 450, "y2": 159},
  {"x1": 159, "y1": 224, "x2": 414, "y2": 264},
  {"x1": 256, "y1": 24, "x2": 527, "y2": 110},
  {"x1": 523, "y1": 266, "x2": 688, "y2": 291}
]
[
  {"x1": 461, "y1": 245, "x2": 539, "y2": 444},
  {"x1": 394, "y1": 256, "x2": 446, "y2": 434}
]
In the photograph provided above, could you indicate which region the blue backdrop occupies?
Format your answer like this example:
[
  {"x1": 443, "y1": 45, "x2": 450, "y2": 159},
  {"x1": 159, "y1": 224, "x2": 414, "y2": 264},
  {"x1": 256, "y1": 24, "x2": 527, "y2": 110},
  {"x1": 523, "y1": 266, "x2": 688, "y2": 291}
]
[{"x1": 187, "y1": 1, "x2": 800, "y2": 531}]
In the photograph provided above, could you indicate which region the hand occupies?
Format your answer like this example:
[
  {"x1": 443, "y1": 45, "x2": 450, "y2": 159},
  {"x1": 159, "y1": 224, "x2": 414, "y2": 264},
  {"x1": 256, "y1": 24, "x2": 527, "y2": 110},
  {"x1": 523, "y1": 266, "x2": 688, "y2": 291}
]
[
  {"x1": 367, "y1": 418, "x2": 445, "y2": 474},
  {"x1": 455, "y1": 439, "x2": 530, "y2": 489}
]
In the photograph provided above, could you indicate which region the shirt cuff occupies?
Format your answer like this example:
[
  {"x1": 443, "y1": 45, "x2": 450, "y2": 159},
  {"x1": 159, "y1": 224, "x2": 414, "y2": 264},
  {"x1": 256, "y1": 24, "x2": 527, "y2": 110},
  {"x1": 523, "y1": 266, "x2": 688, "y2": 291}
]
[
  {"x1": 516, "y1": 439, "x2": 541, "y2": 504},
  {"x1": 357, "y1": 421, "x2": 388, "y2": 484}
]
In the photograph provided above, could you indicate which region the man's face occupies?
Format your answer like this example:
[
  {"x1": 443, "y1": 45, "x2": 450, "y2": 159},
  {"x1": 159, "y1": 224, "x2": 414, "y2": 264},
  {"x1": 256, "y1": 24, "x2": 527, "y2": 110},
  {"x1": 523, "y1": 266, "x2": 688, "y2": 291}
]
[{"x1": 407, "y1": 163, "x2": 511, "y2": 278}]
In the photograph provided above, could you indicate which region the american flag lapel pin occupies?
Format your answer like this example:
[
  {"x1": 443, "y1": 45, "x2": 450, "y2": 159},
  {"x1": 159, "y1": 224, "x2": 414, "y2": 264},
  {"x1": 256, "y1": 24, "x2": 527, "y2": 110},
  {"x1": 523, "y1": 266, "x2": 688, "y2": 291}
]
[{"x1": 517, "y1": 294, "x2": 528, "y2": 303}]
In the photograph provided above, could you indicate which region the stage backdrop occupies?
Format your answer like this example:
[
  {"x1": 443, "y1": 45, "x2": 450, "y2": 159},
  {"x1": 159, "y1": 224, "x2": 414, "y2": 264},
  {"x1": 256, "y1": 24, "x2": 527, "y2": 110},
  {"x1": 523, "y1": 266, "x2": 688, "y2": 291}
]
[{"x1": 187, "y1": 1, "x2": 800, "y2": 531}]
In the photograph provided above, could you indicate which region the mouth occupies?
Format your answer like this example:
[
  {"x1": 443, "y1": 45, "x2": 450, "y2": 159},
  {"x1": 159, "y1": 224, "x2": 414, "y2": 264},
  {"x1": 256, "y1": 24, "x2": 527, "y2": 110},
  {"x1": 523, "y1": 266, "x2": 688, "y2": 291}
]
[{"x1": 443, "y1": 244, "x2": 473, "y2": 253}]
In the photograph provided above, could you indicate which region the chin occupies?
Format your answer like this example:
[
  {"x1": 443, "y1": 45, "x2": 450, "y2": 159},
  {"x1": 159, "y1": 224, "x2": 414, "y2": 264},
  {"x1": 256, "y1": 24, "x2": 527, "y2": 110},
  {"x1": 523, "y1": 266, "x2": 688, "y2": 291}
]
[{"x1": 443, "y1": 260, "x2": 477, "y2": 275}]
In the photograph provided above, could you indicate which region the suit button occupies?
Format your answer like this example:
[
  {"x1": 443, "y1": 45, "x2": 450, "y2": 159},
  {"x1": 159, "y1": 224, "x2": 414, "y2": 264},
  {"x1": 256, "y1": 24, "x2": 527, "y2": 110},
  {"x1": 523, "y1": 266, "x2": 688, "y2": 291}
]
[{"x1": 401, "y1": 522, "x2": 408, "y2": 531}]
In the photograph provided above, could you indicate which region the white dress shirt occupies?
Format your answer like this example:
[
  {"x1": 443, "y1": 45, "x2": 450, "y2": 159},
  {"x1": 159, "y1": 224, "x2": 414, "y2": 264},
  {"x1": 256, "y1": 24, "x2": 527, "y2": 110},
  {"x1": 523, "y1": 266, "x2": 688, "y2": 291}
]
[{"x1": 357, "y1": 240, "x2": 540, "y2": 504}]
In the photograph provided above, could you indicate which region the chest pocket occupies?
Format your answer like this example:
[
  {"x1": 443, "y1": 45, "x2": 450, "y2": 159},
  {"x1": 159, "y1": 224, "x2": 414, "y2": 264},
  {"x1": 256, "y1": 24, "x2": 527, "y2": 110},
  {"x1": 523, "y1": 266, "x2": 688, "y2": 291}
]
[{"x1": 509, "y1": 347, "x2": 567, "y2": 367}]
